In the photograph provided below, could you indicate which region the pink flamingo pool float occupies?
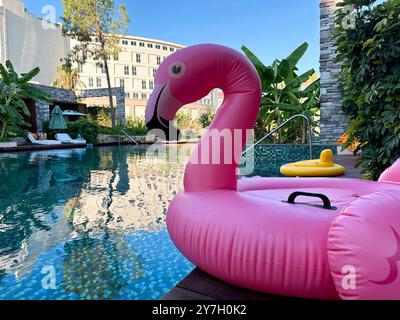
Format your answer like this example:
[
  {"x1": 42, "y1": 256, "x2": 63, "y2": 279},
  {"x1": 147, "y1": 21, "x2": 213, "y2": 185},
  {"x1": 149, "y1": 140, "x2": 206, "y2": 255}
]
[{"x1": 146, "y1": 44, "x2": 400, "y2": 300}]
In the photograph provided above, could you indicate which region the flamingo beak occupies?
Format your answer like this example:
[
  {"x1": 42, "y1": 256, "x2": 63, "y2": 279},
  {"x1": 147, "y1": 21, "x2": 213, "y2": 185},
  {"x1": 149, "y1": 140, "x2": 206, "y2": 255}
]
[{"x1": 145, "y1": 83, "x2": 182, "y2": 141}]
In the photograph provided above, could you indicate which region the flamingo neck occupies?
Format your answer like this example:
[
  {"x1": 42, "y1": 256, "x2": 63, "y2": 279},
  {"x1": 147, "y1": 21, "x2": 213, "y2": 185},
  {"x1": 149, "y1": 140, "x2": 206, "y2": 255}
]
[{"x1": 184, "y1": 72, "x2": 261, "y2": 193}]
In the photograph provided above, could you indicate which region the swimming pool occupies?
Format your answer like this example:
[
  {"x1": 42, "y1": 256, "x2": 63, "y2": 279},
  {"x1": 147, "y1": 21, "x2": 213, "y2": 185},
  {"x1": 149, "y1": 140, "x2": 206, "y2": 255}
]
[
  {"x1": 0, "y1": 145, "x2": 194, "y2": 300},
  {"x1": 0, "y1": 143, "x2": 336, "y2": 300}
]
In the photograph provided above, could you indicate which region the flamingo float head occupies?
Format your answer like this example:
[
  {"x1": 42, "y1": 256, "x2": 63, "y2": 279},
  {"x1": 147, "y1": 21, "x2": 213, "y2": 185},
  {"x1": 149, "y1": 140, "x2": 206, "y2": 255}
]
[{"x1": 145, "y1": 44, "x2": 261, "y2": 141}]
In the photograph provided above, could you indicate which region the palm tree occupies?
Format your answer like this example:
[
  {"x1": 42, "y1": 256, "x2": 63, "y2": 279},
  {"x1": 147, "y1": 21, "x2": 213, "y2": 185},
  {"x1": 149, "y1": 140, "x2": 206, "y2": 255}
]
[
  {"x1": 242, "y1": 43, "x2": 320, "y2": 143},
  {"x1": 52, "y1": 65, "x2": 85, "y2": 90}
]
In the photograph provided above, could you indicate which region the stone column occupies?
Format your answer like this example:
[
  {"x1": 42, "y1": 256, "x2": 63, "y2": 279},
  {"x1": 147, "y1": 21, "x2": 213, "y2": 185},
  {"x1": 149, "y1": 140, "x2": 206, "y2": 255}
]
[
  {"x1": 319, "y1": 0, "x2": 347, "y2": 144},
  {"x1": 36, "y1": 103, "x2": 50, "y2": 132},
  {"x1": 116, "y1": 87, "x2": 126, "y2": 126}
]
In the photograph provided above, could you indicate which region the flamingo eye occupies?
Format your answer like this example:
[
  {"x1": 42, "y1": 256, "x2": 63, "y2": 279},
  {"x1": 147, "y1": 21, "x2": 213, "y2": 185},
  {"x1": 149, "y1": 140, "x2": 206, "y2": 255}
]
[
  {"x1": 172, "y1": 65, "x2": 182, "y2": 74},
  {"x1": 169, "y1": 62, "x2": 185, "y2": 77}
]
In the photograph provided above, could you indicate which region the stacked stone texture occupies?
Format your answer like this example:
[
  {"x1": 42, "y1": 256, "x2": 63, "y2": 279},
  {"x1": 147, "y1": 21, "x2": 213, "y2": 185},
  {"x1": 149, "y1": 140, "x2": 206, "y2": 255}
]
[
  {"x1": 32, "y1": 85, "x2": 126, "y2": 131},
  {"x1": 76, "y1": 87, "x2": 126, "y2": 126},
  {"x1": 320, "y1": 0, "x2": 347, "y2": 144}
]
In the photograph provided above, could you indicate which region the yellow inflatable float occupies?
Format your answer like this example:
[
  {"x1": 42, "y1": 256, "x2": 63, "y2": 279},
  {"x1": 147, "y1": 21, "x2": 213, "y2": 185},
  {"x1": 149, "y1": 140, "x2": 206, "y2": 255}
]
[{"x1": 280, "y1": 149, "x2": 346, "y2": 177}]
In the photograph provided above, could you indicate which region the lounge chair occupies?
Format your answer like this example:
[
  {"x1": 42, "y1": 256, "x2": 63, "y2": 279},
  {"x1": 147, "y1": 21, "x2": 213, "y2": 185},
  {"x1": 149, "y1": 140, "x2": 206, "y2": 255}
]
[
  {"x1": 55, "y1": 133, "x2": 87, "y2": 145},
  {"x1": 27, "y1": 133, "x2": 62, "y2": 145}
]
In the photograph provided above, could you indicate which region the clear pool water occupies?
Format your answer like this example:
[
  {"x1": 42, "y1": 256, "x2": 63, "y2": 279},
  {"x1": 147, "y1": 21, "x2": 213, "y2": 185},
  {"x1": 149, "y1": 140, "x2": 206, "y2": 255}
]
[{"x1": 0, "y1": 145, "x2": 194, "y2": 300}]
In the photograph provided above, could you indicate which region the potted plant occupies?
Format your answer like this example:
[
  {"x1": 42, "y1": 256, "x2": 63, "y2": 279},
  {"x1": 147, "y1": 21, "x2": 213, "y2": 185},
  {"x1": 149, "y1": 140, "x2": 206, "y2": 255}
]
[{"x1": 0, "y1": 60, "x2": 50, "y2": 148}]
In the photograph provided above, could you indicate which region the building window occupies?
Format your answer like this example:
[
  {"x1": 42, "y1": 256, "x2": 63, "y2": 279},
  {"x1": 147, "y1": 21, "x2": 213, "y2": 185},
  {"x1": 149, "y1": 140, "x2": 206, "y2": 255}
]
[
  {"x1": 155, "y1": 44, "x2": 161, "y2": 49},
  {"x1": 142, "y1": 80, "x2": 147, "y2": 90},
  {"x1": 113, "y1": 53, "x2": 119, "y2": 61},
  {"x1": 122, "y1": 40, "x2": 128, "y2": 45},
  {"x1": 120, "y1": 79, "x2": 125, "y2": 88},
  {"x1": 78, "y1": 63, "x2": 83, "y2": 73},
  {"x1": 156, "y1": 56, "x2": 161, "y2": 65},
  {"x1": 88, "y1": 78, "x2": 94, "y2": 88},
  {"x1": 170, "y1": 47, "x2": 175, "y2": 52},
  {"x1": 125, "y1": 92, "x2": 130, "y2": 98},
  {"x1": 163, "y1": 46, "x2": 168, "y2": 51},
  {"x1": 152, "y1": 68, "x2": 157, "y2": 77},
  {"x1": 141, "y1": 93, "x2": 147, "y2": 100},
  {"x1": 136, "y1": 54, "x2": 141, "y2": 63},
  {"x1": 139, "y1": 42, "x2": 145, "y2": 47},
  {"x1": 133, "y1": 93, "x2": 139, "y2": 99},
  {"x1": 132, "y1": 66, "x2": 137, "y2": 76},
  {"x1": 101, "y1": 64, "x2": 106, "y2": 73},
  {"x1": 149, "y1": 81, "x2": 154, "y2": 90},
  {"x1": 131, "y1": 41, "x2": 136, "y2": 46},
  {"x1": 148, "y1": 43, "x2": 153, "y2": 48},
  {"x1": 124, "y1": 66, "x2": 129, "y2": 75},
  {"x1": 97, "y1": 78, "x2": 102, "y2": 87}
]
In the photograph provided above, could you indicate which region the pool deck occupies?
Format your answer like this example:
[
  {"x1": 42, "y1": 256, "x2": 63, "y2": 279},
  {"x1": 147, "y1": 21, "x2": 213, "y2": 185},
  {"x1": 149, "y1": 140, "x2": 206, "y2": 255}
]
[
  {"x1": 162, "y1": 154, "x2": 362, "y2": 301},
  {"x1": 0, "y1": 139, "x2": 200, "y2": 153}
]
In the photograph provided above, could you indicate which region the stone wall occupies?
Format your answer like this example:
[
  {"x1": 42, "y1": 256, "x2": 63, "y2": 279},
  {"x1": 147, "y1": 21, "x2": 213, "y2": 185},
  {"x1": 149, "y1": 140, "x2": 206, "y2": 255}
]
[
  {"x1": 31, "y1": 84, "x2": 127, "y2": 131},
  {"x1": 319, "y1": 0, "x2": 347, "y2": 144},
  {"x1": 32, "y1": 84, "x2": 78, "y2": 132},
  {"x1": 32, "y1": 84, "x2": 78, "y2": 103},
  {"x1": 76, "y1": 87, "x2": 126, "y2": 126},
  {"x1": 35, "y1": 103, "x2": 50, "y2": 132}
]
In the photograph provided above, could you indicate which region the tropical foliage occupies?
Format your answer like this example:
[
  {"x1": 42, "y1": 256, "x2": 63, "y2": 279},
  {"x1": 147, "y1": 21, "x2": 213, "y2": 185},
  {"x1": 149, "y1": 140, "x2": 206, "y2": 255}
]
[
  {"x1": 242, "y1": 43, "x2": 320, "y2": 143},
  {"x1": 67, "y1": 119, "x2": 100, "y2": 143},
  {"x1": 199, "y1": 107, "x2": 216, "y2": 128},
  {"x1": 126, "y1": 117, "x2": 148, "y2": 136},
  {"x1": 335, "y1": 0, "x2": 400, "y2": 180},
  {"x1": 62, "y1": 0, "x2": 129, "y2": 128},
  {"x1": 175, "y1": 111, "x2": 202, "y2": 131},
  {"x1": 44, "y1": 119, "x2": 100, "y2": 143},
  {"x1": 43, "y1": 118, "x2": 100, "y2": 143},
  {"x1": 0, "y1": 61, "x2": 50, "y2": 140},
  {"x1": 53, "y1": 60, "x2": 85, "y2": 90}
]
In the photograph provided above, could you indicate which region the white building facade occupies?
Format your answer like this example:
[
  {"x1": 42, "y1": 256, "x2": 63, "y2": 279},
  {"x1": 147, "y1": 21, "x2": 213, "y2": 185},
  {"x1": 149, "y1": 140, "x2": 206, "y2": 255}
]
[
  {"x1": 75, "y1": 36, "x2": 220, "y2": 119},
  {"x1": 0, "y1": 0, "x2": 70, "y2": 85},
  {"x1": 0, "y1": 0, "x2": 219, "y2": 120}
]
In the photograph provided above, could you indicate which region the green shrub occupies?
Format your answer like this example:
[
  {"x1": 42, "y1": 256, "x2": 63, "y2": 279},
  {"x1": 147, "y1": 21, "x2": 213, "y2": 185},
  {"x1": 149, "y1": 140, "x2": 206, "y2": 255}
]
[
  {"x1": 199, "y1": 107, "x2": 216, "y2": 128},
  {"x1": 335, "y1": 0, "x2": 400, "y2": 180},
  {"x1": 0, "y1": 137, "x2": 11, "y2": 143},
  {"x1": 67, "y1": 119, "x2": 100, "y2": 144},
  {"x1": 126, "y1": 117, "x2": 148, "y2": 136},
  {"x1": 98, "y1": 118, "x2": 148, "y2": 136},
  {"x1": 87, "y1": 105, "x2": 112, "y2": 127},
  {"x1": 174, "y1": 111, "x2": 201, "y2": 131},
  {"x1": 44, "y1": 119, "x2": 100, "y2": 143}
]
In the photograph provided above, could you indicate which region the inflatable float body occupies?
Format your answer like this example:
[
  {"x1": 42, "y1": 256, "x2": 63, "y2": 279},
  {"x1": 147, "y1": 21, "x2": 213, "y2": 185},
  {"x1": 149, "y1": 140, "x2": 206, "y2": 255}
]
[
  {"x1": 281, "y1": 149, "x2": 346, "y2": 177},
  {"x1": 145, "y1": 44, "x2": 400, "y2": 300}
]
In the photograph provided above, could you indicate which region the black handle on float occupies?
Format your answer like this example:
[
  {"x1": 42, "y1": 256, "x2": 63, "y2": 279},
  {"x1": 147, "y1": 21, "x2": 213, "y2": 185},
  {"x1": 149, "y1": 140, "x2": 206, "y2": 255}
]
[{"x1": 287, "y1": 191, "x2": 334, "y2": 210}]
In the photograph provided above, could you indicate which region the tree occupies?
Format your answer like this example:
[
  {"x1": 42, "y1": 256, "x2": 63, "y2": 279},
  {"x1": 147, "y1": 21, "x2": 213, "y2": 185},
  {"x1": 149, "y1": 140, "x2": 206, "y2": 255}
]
[
  {"x1": 242, "y1": 43, "x2": 320, "y2": 143},
  {"x1": 175, "y1": 111, "x2": 201, "y2": 131},
  {"x1": 61, "y1": 0, "x2": 129, "y2": 128},
  {"x1": 199, "y1": 107, "x2": 216, "y2": 128},
  {"x1": 334, "y1": 0, "x2": 400, "y2": 180},
  {"x1": 0, "y1": 61, "x2": 50, "y2": 139},
  {"x1": 53, "y1": 59, "x2": 85, "y2": 90}
]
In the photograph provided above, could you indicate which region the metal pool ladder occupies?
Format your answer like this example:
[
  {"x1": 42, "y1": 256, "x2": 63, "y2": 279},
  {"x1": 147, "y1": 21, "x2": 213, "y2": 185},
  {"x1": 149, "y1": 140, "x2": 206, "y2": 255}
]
[
  {"x1": 119, "y1": 129, "x2": 139, "y2": 145},
  {"x1": 242, "y1": 114, "x2": 314, "y2": 159}
]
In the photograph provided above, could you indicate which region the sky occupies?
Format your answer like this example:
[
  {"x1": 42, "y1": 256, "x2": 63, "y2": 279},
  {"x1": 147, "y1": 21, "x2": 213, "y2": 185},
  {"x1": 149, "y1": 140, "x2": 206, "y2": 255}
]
[{"x1": 23, "y1": 0, "x2": 321, "y2": 73}]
